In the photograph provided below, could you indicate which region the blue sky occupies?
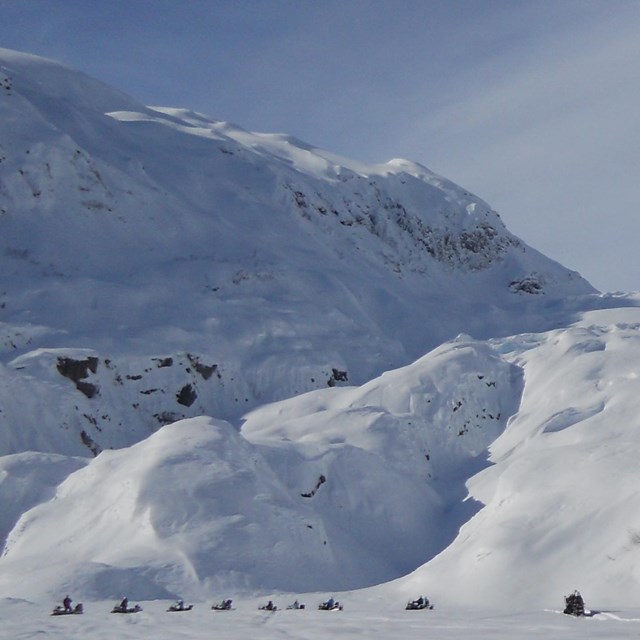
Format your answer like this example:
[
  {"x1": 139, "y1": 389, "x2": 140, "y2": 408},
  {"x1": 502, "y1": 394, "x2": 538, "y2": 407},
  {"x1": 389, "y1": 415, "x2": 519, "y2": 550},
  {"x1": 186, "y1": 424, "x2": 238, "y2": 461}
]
[{"x1": 2, "y1": 0, "x2": 639, "y2": 292}]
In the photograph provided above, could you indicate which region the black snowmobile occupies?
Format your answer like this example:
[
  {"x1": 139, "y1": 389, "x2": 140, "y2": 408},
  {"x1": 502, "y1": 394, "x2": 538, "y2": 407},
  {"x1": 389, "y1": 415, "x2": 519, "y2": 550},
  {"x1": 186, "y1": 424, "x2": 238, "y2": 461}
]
[
  {"x1": 318, "y1": 599, "x2": 343, "y2": 611},
  {"x1": 111, "y1": 602, "x2": 142, "y2": 614},
  {"x1": 51, "y1": 603, "x2": 84, "y2": 616},
  {"x1": 167, "y1": 601, "x2": 193, "y2": 612},
  {"x1": 405, "y1": 596, "x2": 433, "y2": 610},
  {"x1": 258, "y1": 601, "x2": 277, "y2": 611},
  {"x1": 563, "y1": 590, "x2": 586, "y2": 617},
  {"x1": 211, "y1": 598, "x2": 233, "y2": 611}
]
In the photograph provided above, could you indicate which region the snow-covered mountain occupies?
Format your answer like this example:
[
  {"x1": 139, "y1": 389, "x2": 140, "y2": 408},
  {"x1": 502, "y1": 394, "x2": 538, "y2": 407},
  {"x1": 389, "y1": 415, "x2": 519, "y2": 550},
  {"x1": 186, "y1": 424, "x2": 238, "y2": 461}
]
[
  {"x1": 2, "y1": 47, "x2": 640, "y2": 610},
  {"x1": 0, "y1": 48, "x2": 602, "y2": 455}
]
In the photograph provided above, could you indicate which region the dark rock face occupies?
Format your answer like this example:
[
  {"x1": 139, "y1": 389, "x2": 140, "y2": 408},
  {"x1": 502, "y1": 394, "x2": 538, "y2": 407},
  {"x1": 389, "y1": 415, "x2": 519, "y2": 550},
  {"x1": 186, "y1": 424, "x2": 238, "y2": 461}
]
[
  {"x1": 301, "y1": 475, "x2": 327, "y2": 498},
  {"x1": 328, "y1": 369, "x2": 348, "y2": 387},
  {"x1": 187, "y1": 354, "x2": 219, "y2": 380},
  {"x1": 56, "y1": 356, "x2": 99, "y2": 382},
  {"x1": 510, "y1": 275, "x2": 544, "y2": 294},
  {"x1": 176, "y1": 383, "x2": 197, "y2": 407},
  {"x1": 56, "y1": 356, "x2": 99, "y2": 398},
  {"x1": 80, "y1": 429, "x2": 101, "y2": 456}
]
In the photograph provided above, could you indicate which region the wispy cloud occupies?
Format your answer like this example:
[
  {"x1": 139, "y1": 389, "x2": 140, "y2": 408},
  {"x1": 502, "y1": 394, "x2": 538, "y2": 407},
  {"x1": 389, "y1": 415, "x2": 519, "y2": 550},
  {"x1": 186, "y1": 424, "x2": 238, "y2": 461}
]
[{"x1": 394, "y1": 4, "x2": 640, "y2": 290}]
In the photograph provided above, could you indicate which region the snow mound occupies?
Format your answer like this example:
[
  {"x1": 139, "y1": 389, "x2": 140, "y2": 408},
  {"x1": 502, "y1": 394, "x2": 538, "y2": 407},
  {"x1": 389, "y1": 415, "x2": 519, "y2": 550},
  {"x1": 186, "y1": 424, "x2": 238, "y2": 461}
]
[
  {"x1": 0, "y1": 417, "x2": 328, "y2": 599},
  {"x1": 0, "y1": 337, "x2": 523, "y2": 599}
]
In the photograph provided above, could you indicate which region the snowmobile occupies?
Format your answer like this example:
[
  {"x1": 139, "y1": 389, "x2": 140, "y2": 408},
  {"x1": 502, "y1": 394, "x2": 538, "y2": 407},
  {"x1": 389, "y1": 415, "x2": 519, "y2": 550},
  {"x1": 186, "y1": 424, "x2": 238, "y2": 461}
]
[
  {"x1": 259, "y1": 601, "x2": 277, "y2": 611},
  {"x1": 563, "y1": 591, "x2": 585, "y2": 617},
  {"x1": 405, "y1": 596, "x2": 433, "y2": 610},
  {"x1": 211, "y1": 599, "x2": 233, "y2": 611},
  {"x1": 286, "y1": 600, "x2": 305, "y2": 610},
  {"x1": 318, "y1": 599, "x2": 343, "y2": 611},
  {"x1": 167, "y1": 601, "x2": 193, "y2": 612},
  {"x1": 51, "y1": 603, "x2": 84, "y2": 616},
  {"x1": 111, "y1": 603, "x2": 142, "y2": 614}
]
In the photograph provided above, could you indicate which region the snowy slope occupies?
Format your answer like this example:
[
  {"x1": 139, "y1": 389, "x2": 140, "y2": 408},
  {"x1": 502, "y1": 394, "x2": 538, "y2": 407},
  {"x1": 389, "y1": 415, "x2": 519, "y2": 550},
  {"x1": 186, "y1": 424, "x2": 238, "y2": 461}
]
[
  {"x1": 397, "y1": 305, "x2": 640, "y2": 609},
  {"x1": 0, "y1": 48, "x2": 605, "y2": 456},
  {"x1": 0, "y1": 452, "x2": 87, "y2": 549}
]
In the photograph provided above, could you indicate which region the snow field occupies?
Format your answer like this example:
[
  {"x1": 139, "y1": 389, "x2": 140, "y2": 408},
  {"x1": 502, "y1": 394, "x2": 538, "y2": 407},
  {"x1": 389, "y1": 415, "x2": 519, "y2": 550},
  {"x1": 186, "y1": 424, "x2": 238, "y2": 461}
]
[{"x1": 4, "y1": 597, "x2": 640, "y2": 640}]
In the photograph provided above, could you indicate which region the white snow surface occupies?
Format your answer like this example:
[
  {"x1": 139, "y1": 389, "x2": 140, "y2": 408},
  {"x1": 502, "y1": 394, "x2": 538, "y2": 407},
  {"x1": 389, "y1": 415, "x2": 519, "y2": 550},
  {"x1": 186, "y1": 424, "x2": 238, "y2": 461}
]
[
  {"x1": 401, "y1": 307, "x2": 640, "y2": 610},
  {"x1": 2, "y1": 48, "x2": 640, "y2": 631},
  {"x1": 4, "y1": 596, "x2": 640, "y2": 640}
]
